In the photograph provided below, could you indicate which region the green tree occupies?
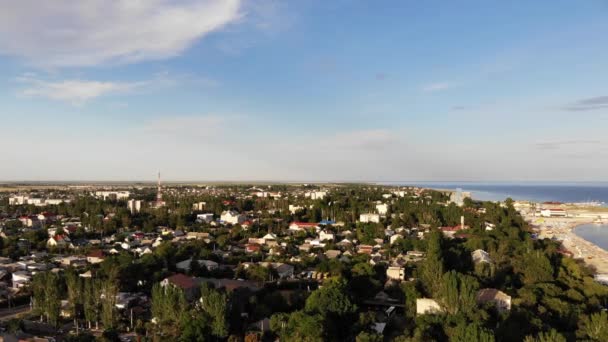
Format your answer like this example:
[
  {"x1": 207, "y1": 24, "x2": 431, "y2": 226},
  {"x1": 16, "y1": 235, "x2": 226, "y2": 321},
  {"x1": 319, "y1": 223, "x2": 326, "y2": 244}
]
[
  {"x1": 419, "y1": 230, "x2": 444, "y2": 296},
  {"x1": 451, "y1": 323, "x2": 495, "y2": 342},
  {"x1": 578, "y1": 311, "x2": 608, "y2": 341},
  {"x1": 437, "y1": 270, "x2": 479, "y2": 316},
  {"x1": 100, "y1": 278, "x2": 118, "y2": 329},
  {"x1": 524, "y1": 329, "x2": 566, "y2": 342},
  {"x1": 200, "y1": 284, "x2": 229, "y2": 338},
  {"x1": 304, "y1": 278, "x2": 357, "y2": 317}
]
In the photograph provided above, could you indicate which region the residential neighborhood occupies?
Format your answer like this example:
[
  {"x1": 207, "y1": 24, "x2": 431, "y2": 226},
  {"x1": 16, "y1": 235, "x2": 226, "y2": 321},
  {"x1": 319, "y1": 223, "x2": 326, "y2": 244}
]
[{"x1": 0, "y1": 183, "x2": 605, "y2": 341}]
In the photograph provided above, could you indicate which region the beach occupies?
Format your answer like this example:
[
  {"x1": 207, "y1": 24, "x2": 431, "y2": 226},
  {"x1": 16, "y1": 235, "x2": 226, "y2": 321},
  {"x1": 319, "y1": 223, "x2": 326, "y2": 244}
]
[{"x1": 527, "y1": 215, "x2": 608, "y2": 274}]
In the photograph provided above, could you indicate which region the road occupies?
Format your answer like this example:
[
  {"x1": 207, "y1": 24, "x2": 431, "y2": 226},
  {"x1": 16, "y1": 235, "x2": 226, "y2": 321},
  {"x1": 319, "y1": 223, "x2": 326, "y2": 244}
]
[{"x1": 0, "y1": 304, "x2": 31, "y2": 321}]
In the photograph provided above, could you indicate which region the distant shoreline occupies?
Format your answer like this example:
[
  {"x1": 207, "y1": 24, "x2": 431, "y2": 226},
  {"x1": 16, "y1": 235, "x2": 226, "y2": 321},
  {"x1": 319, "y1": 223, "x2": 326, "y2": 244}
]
[{"x1": 532, "y1": 216, "x2": 608, "y2": 274}]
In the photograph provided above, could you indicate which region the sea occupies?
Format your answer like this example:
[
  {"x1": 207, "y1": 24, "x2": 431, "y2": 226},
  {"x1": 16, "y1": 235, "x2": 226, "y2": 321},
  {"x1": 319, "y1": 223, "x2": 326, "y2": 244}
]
[
  {"x1": 381, "y1": 182, "x2": 608, "y2": 205},
  {"x1": 380, "y1": 181, "x2": 608, "y2": 251},
  {"x1": 574, "y1": 224, "x2": 608, "y2": 251}
]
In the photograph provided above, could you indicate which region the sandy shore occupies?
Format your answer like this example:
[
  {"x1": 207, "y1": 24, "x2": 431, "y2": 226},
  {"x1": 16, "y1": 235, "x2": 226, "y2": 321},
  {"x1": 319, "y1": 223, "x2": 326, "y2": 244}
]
[{"x1": 526, "y1": 216, "x2": 608, "y2": 275}]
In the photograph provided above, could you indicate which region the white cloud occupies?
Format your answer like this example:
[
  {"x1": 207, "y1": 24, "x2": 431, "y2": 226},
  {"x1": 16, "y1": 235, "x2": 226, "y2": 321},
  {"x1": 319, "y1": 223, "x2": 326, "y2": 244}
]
[
  {"x1": 0, "y1": 0, "x2": 242, "y2": 67},
  {"x1": 17, "y1": 76, "x2": 144, "y2": 104},
  {"x1": 422, "y1": 82, "x2": 454, "y2": 92},
  {"x1": 16, "y1": 71, "x2": 205, "y2": 104}
]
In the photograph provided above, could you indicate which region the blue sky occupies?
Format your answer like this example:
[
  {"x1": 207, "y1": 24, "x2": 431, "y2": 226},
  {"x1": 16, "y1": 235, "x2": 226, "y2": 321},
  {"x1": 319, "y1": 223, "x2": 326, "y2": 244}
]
[{"x1": 1, "y1": 0, "x2": 607, "y2": 181}]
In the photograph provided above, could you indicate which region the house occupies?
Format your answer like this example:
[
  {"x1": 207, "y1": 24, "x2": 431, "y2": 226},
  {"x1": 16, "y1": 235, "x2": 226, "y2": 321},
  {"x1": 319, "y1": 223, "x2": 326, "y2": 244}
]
[
  {"x1": 246, "y1": 243, "x2": 261, "y2": 253},
  {"x1": 87, "y1": 250, "x2": 105, "y2": 264},
  {"x1": 416, "y1": 298, "x2": 444, "y2": 315},
  {"x1": 47, "y1": 235, "x2": 71, "y2": 248},
  {"x1": 324, "y1": 250, "x2": 341, "y2": 259},
  {"x1": 386, "y1": 266, "x2": 405, "y2": 281},
  {"x1": 540, "y1": 208, "x2": 567, "y2": 218},
  {"x1": 176, "y1": 259, "x2": 219, "y2": 272},
  {"x1": 390, "y1": 234, "x2": 403, "y2": 245},
  {"x1": 12, "y1": 271, "x2": 31, "y2": 288},
  {"x1": 262, "y1": 233, "x2": 278, "y2": 246},
  {"x1": 476, "y1": 288, "x2": 511, "y2": 312},
  {"x1": 289, "y1": 222, "x2": 319, "y2": 232},
  {"x1": 187, "y1": 232, "x2": 211, "y2": 241},
  {"x1": 318, "y1": 231, "x2": 334, "y2": 242},
  {"x1": 471, "y1": 249, "x2": 492, "y2": 264},
  {"x1": 376, "y1": 203, "x2": 388, "y2": 215},
  {"x1": 305, "y1": 191, "x2": 327, "y2": 200},
  {"x1": 288, "y1": 205, "x2": 304, "y2": 214},
  {"x1": 161, "y1": 274, "x2": 199, "y2": 301},
  {"x1": 336, "y1": 238, "x2": 352, "y2": 247},
  {"x1": 357, "y1": 245, "x2": 374, "y2": 255},
  {"x1": 259, "y1": 262, "x2": 294, "y2": 279},
  {"x1": 196, "y1": 213, "x2": 214, "y2": 223},
  {"x1": 221, "y1": 210, "x2": 246, "y2": 225},
  {"x1": 360, "y1": 213, "x2": 380, "y2": 223}
]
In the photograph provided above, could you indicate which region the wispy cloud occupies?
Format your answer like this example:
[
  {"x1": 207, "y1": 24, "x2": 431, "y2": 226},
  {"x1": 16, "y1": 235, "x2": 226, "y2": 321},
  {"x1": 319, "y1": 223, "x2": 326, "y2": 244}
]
[
  {"x1": 422, "y1": 81, "x2": 455, "y2": 92},
  {"x1": 562, "y1": 95, "x2": 608, "y2": 111},
  {"x1": 535, "y1": 140, "x2": 603, "y2": 150},
  {"x1": 16, "y1": 71, "x2": 210, "y2": 104},
  {"x1": 0, "y1": 0, "x2": 242, "y2": 67},
  {"x1": 17, "y1": 77, "x2": 143, "y2": 104}
]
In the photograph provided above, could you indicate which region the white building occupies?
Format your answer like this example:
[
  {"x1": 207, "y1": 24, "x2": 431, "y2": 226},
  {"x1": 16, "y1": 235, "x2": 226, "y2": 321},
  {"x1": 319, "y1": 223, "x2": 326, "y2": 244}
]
[
  {"x1": 376, "y1": 203, "x2": 388, "y2": 215},
  {"x1": 8, "y1": 196, "x2": 28, "y2": 205},
  {"x1": 305, "y1": 191, "x2": 327, "y2": 200},
  {"x1": 127, "y1": 199, "x2": 142, "y2": 214},
  {"x1": 416, "y1": 298, "x2": 444, "y2": 315},
  {"x1": 360, "y1": 213, "x2": 380, "y2": 223},
  {"x1": 94, "y1": 191, "x2": 131, "y2": 200},
  {"x1": 288, "y1": 205, "x2": 304, "y2": 214},
  {"x1": 386, "y1": 266, "x2": 405, "y2": 280},
  {"x1": 318, "y1": 231, "x2": 335, "y2": 242},
  {"x1": 221, "y1": 210, "x2": 246, "y2": 225},
  {"x1": 192, "y1": 202, "x2": 206, "y2": 211},
  {"x1": 540, "y1": 208, "x2": 567, "y2": 218}
]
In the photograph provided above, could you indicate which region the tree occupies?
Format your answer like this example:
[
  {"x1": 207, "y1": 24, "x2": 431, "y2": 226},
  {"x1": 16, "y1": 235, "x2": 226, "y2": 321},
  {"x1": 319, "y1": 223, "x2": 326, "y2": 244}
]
[
  {"x1": 304, "y1": 278, "x2": 357, "y2": 317},
  {"x1": 578, "y1": 311, "x2": 608, "y2": 341},
  {"x1": 517, "y1": 251, "x2": 554, "y2": 284},
  {"x1": 179, "y1": 309, "x2": 210, "y2": 342},
  {"x1": 524, "y1": 329, "x2": 566, "y2": 342},
  {"x1": 272, "y1": 310, "x2": 324, "y2": 342},
  {"x1": 419, "y1": 230, "x2": 444, "y2": 296},
  {"x1": 100, "y1": 278, "x2": 118, "y2": 329},
  {"x1": 66, "y1": 270, "x2": 83, "y2": 331},
  {"x1": 437, "y1": 270, "x2": 479, "y2": 316},
  {"x1": 83, "y1": 279, "x2": 101, "y2": 329},
  {"x1": 356, "y1": 331, "x2": 383, "y2": 342},
  {"x1": 200, "y1": 284, "x2": 229, "y2": 338},
  {"x1": 32, "y1": 272, "x2": 61, "y2": 326},
  {"x1": 451, "y1": 323, "x2": 495, "y2": 342}
]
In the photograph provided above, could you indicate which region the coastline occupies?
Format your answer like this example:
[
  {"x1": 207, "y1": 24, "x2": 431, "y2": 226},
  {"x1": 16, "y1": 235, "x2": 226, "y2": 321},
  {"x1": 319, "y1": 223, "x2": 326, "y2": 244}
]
[{"x1": 529, "y1": 216, "x2": 608, "y2": 274}]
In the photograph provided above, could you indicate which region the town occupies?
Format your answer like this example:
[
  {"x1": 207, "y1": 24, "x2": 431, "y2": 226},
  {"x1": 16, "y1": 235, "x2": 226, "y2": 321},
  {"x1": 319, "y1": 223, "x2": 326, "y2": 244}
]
[{"x1": 0, "y1": 180, "x2": 606, "y2": 342}]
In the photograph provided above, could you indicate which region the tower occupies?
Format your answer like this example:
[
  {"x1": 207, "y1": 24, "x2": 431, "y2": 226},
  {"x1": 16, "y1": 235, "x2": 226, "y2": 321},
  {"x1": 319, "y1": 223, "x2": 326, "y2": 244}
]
[{"x1": 155, "y1": 171, "x2": 165, "y2": 207}]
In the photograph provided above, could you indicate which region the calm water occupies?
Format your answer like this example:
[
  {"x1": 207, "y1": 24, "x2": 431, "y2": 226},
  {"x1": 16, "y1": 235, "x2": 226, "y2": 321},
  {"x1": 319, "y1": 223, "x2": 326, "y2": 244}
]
[
  {"x1": 384, "y1": 182, "x2": 608, "y2": 205},
  {"x1": 574, "y1": 224, "x2": 608, "y2": 251}
]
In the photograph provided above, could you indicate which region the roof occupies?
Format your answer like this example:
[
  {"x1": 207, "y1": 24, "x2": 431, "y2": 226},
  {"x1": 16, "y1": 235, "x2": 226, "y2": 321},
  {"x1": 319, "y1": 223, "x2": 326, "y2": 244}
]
[
  {"x1": 166, "y1": 273, "x2": 197, "y2": 289},
  {"x1": 291, "y1": 222, "x2": 318, "y2": 227},
  {"x1": 87, "y1": 250, "x2": 104, "y2": 258},
  {"x1": 476, "y1": 288, "x2": 510, "y2": 303}
]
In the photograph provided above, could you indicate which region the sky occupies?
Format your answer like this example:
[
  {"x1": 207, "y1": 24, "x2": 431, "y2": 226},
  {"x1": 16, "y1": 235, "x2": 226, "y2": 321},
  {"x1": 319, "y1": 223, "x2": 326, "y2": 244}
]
[{"x1": 1, "y1": 0, "x2": 608, "y2": 182}]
